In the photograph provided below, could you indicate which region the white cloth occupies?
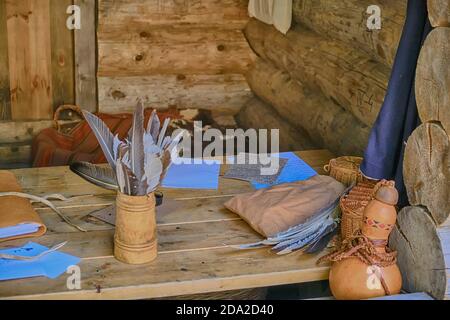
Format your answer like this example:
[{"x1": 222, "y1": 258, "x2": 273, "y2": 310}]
[{"x1": 248, "y1": 0, "x2": 292, "y2": 34}]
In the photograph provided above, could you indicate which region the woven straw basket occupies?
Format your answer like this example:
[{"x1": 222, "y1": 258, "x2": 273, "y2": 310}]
[
  {"x1": 340, "y1": 182, "x2": 378, "y2": 240},
  {"x1": 324, "y1": 156, "x2": 364, "y2": 186}
]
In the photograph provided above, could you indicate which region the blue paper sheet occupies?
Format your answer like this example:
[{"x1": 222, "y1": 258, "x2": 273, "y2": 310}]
[
  {"x1": 0, "y1": 242, "x2": 80, "y2": 281},
  {"x1": 161, "y1": 159, "x2": 221, "y2": 190},
  {"x1": 0, "y1": 223, "x2": 41, "y2": 240},
  {"x1": 251, "y1": 152, "x2": 317, "y2": 189}
]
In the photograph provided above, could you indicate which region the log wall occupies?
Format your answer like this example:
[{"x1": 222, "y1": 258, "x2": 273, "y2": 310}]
[
  {"x1": 97, "y1": 0, "x2": 255, "y2": 115},
  {"x1": 238, "y1": 0, "x2": 406, "y2": 156},
  {"x1": 292, "y1": 0, "x2": 406, "y2": 67},
  {"x1": 392, "y1": 1, "x2": 450, "y2": 300}
]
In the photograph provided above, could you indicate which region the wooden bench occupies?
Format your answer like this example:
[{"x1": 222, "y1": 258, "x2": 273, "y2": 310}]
[{"x1": 0, "y1": 150, "x2": 334, "y2": 300}]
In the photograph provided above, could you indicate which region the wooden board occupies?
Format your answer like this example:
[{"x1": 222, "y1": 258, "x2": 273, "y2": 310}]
[
  {"x1": 292, "y1": 0, "x2": 406, "y2": 67},
  {"x1": 428, "y1": 0, "x2": 450, "y2": 27},
  {"x1": 0, "y1": 0, "x2": 11, "y2": 120},
  {"x1": 403, "y1": 122, "x2": 450, "y2": 225},
  {"x1": 245, "y1": 19, "x2": 390, "y2": 128},
  {"x1": 0, "y1": 142, "x2": 31, "y2": 167},
  {"x1": 50, "y1": 0, "x2": 75, "y2": 110},
  {"x1": 98, "y1": 74, "x2": 253, "y2": 115},
  {"x1": 390, "y1": 206, "x2": 450, "y2": 300},
  {"x1": 0, "y1": 149, "x2": 334, "y2": 300},
  {"x1": 246, "y1": 58, "x2": 370, "y2": 156},
  {"x1": 416, "y1": 28, "x2": 450, "y2": 135},
  {"x1": 97, "y1": 0, "x2": 253, "y2": 116},
  {"x1": 98, "y1": 0, "x2": 249, "y2": 29},
  {"x1": 6, "y1": 0, "x2": 53, "y2": 120},
  {"x1": 74, "y1": 0, "x2": 97, "y2": 112},
  {"x1": 0, "y1": 120, "x2": 79, "y2": 144},
  {"x1": 98, "y1": 30, "x2": 254, "y2": 77}
]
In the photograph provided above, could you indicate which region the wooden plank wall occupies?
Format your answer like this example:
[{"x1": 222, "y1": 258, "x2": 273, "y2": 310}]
[
  {"x1": 97, "y1": 0, "x2": 255, "y2": 115},
  {"x1": 6, "y1": 0, "x2": 54, "y2": 120},
  {"x1": 0, "y1": 0, "x2": 10, "y2": 121},
  {"x1": 74, "y1": 0, "x2": 97, "y2": 112},
  {"x1": 0, "y1": 0, "x2": 77, "y2": 167},
  {"x1": 50, "y1": 0, "x2": 75, "y2": 110}
]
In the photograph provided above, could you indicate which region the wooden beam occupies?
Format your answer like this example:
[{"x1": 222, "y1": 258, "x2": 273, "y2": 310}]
[
  {"x1": 98, "y1": 0, "x2": 249, "y2": 29},
  {"x1": 246, "y1": 58, "x2": 370, "y2": 156},
  {"x1": 236, "y1": 97, "x2": 317, "y2": 152},
  {"x1": 98, "y1": 28, "x2": 255, "y2": 76},
  {"x1": 416, "y1": 28, "x2": 450, "y2": 136},
  {"x1": 0, "y1": 0, "x2": 11, "y2": 120},
  {"x1": 245, "y1": 19, "x2": 390, "y2": 128},
  {"x1": 0, "y1": 142, "x2": 31, "y2": 167},
  {"x1": 74, "y1": 0, "x2": 97, "y2": 112},
  {"x1": 428, "y1": 0, "x2": 450, "y2": 27},
  {"x1": 404, "y1": 122, "x2": 450, "y2": 225},
  {"x1": 6, "y1": 0, "x2": 54, "y2": 120},
  {"x1": 0, "y1": 120, "x2": 78, "y2": 144},
  {"x1": 98, "y1": 74, "x2": 253, "y2": 115},
  {"x1": 292, "y1": 0, "x2": 406, "y2": 67},
  {"x1": 50, "y1": 0, "x2": 75, "y2": 111},
  {"x1": 390, "y1": 206, "x2": 450, "y2": 300}
]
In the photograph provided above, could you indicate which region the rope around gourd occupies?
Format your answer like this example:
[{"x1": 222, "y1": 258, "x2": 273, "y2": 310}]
[
  {"x1": 0, "y1": 192, "x2": 87, "y2": 232},
  {"x1": 317, "y1": 232, "x2": 398, "y2": 296},
  {"x1": 317, "y1": 232, "x2": 397, "y2": 268}
]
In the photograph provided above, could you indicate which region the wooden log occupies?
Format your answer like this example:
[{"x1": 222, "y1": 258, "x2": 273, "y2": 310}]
[
  {"x1": 0, "y1": 142, "x2": 31, "y2": 167},
  {"x1": 98, "y1": 30, "x2": 255, "y2": 77},
  {"x1": 74, "y1": 0, "x2": 97, "y2": 112},
  {"x1": 98, "y1": 74, "x2": 253, "y2": 115},
  {"x1": 428, "y1": 0, "x2": 450, "y2": 27},
  {"x1": 98, "y1": 0, "x2": 249, "y2": 29},
  {"x1": 0, "y1": 120, "x2": 78, "y2": 144},
  {"x1": 389, "y1": 206, "x2": 450, "y2": 300},
  {"x1": 404, "y1": 123, "x2": 450, "y2": 225},
  {"x1": 245, "y1": 19, "x2": 390, "y2": 128},
  {"x1": 416, "y1": 28, "x2": 450, "y2": 134},
  {"x1": 6, "y1": 0, "x2": 53, "y2": 120},
  {"x1": 50, "y1": 0, "x2": 75, "y2": 110},
  {"x1": 0, "y1": 0, "x2": 11, "y2": 120},
  {"x1": 247, "y1": 59, "x2": 370, "y2": 156},
  {"x1": 292, "y1": 0, "x2": 406, "y2": 67},
  {"x1": 236, "y1": 97, "x2": 317, "y2": 152},
  {"x1": 100, "y1": 23, "x2": 248, "y2": 44}
]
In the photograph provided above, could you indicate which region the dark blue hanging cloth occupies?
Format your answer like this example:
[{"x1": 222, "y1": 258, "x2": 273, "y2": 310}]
[{"x1": 360, "y1": 0, "x2": 432, "y2": 207}]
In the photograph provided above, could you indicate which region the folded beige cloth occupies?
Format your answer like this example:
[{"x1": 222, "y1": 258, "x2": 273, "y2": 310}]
[
  {"x1": 225, "y1": 175, "x2": 345, "y2": 237},
  {"x1": 248, "y1": 0, "x2": 292, "y2": 34}
]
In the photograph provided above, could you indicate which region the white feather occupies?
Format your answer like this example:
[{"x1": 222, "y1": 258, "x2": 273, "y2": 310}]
[
  {"x1": 113, "y1": 134, "x2": 122, "y2": 160},
  {"x1": 157, "y1": 118, "x2": 171, "y2": 148},
  {"x1": 144, "y1": 153, "x2": 163, "y2": 194}
]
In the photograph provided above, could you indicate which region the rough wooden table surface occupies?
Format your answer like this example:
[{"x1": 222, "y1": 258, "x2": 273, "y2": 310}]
[{"x1": 0, "y1": 150, "x2": 334, "y2": 300}]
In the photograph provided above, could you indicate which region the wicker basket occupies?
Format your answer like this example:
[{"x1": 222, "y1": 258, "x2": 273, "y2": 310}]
[
  {"x1": 340, "y1": 196, "x2": 369, "y2": 240},
  {"x1": 340, "y1": 180, "x2": 379, "y2": 240},
  {"x1": 324, "y1": 156, "x2": 364, "y2": 186}
]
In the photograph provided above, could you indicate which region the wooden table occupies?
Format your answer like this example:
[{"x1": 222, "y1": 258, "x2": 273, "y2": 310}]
[{"x1": 0, "y1": 150, "x2": 334, "y2": 300}]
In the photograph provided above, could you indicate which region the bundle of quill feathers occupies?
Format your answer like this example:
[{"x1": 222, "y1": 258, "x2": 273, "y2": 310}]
[
  {"x1": 232, "y1": 196, "x2": 342, "y2": 255},
  {"x1": 78, "y1": 102, "x2": 183, "y2": 196}
]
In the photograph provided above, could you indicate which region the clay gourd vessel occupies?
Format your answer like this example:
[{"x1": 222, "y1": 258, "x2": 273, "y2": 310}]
[
  {"x1": 114, "y1": 192, "x2": 157, "y2": 265},
  {"x1": 329, "y1": 183, "x2": 402, "y2": 300}
]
